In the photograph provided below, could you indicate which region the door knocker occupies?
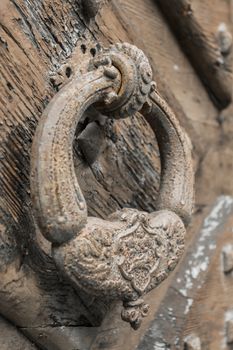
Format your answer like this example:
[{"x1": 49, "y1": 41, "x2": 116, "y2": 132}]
[{"x1": 30, "y1": 43, "x2": 194, "y2": 330}]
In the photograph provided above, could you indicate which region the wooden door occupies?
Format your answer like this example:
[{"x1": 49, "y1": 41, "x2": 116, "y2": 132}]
[{"x1": 0, "y1": 1, "x2": 232, "y2": 349}]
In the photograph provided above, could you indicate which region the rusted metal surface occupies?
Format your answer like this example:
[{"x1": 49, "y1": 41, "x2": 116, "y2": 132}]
[{"x1": 30, "y1": 43, "x2": 194, "y2": 329}]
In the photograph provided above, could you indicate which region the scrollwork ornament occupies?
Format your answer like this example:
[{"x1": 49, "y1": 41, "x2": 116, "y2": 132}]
[{"x1": 92, "y1": 42, "x2": 153, "y2": 118}]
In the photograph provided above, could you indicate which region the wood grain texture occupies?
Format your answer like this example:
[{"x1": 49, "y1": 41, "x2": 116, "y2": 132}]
[
  {"x1": 156, "y1": 0, "x2": 232, "y2": 109},
  {"x1": 0, "y1": 315, "x2": 38, "y2": 350},
  {"x1": 182, "y1": 199, "x2": 233, "y2": 350},
  {"x1": 0, "y1": 0, "x2": 160, "y2": 347},
  {"x1": 0, "y1": 0, "x2": 232, "y2": 348},
  {"x1": 137, "y1": 196, "x2": 233, "y2": 350},
  {"x1": 114, "y1": 0, "x2": 219, "y2": 156},
  {"x1": 86, "y1": 197, "x2": 233, "y2": 350}
]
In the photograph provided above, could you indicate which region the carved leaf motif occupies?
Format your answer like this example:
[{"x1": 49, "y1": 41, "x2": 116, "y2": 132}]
[{"x1": 117, "y1": 225, "x2": 162, "y2": 295}]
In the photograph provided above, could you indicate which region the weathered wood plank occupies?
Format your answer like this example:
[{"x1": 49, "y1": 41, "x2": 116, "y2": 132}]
[
  {"x1": 0, "y1": 0, "x2": 231, "y2": 348},
  {"x1": 0, "y1": 0, "x2": 161, "y2": 347},
  {"x1": 156, "y1": 0, "x2": 232, "y2": 109},
  {"x1": 137, "y1": 196, "x2": 233, "y2": 350},
  {"x1": 0, "y1": 315, "x2": 38, "y2": 350},
  {"x1": 114, "y1": 0, "x2": 219, "y2": 156},
  {"x1": 87, "y1": 196, "x2": 233, "y2": 349},
  {"x1": 21, "y1": 326, "x2": 98, "y2": 350}
]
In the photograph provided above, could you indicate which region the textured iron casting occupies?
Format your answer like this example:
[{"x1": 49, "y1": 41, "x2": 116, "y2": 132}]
[{"x1": 30, "y1": 43, "x2": 194, "y2": 330}]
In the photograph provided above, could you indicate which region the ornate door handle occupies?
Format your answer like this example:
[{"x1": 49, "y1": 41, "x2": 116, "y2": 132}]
[{"x1": 30, "y1": 43, "x2": 194, "y2": 330}]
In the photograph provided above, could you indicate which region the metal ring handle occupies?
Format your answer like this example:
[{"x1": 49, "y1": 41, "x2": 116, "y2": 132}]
[
  {"x1": 31, "y1": 66, "x2": 121, "y2": 244},
  {"x1": 30, "y1": 43, "x2": 194, "y2": 329}
]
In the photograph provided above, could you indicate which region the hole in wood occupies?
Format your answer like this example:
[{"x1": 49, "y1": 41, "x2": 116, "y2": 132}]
[
  {"x1": 90, "y1": 47, "x2": 96, "y2": 57},
  {"x1": 81, "y1": 44, "x2": 87, "y2": 54},
  {"x1": 65, "y1": 66, "x2": 72, "y2": 78}
]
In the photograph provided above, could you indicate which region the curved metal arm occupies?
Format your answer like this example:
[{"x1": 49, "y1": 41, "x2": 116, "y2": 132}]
[
  {"x1": 142, "y1": 90, "x2": 194, "y2": 224},
  {"x1": 30, "y1": 43, "x2": 194, "y2": 330},
  {"x1": 31, "y1": 66, "x2": 121, "y2": 244}
]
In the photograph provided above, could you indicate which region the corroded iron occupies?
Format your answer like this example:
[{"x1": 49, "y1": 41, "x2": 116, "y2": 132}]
[{"x1": 30, "y1": 43, "x2": 194, "y2": 329}]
